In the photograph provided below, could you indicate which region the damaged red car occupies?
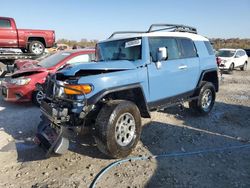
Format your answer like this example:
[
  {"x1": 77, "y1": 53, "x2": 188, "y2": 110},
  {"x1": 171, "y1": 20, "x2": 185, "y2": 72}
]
[{"x1": 0, "y1": 49, "x2": 95, "y2": 105}]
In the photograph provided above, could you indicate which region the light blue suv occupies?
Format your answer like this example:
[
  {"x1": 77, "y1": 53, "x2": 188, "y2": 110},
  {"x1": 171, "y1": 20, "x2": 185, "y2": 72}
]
[{"x1": 38, "y1": 24, "x2": 219, "y2": 158}]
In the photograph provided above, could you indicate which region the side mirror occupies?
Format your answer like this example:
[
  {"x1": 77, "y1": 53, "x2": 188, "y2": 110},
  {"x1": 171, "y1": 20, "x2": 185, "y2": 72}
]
[
  {"x1": 157, "y1": 47, "x2": 168, "y2": 62},
  {"x1": 156, "y1": 47, "x2": 168, "y2": 69},
  {"x1": 235, "y1": 55, "x2": 240, "y2": 58}
]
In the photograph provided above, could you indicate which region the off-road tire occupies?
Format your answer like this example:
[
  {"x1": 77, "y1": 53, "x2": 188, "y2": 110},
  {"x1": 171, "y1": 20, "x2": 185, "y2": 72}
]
[
  {"x1": 29, "y1": 41, "x2": 45, "y2": 55},
  {"x1": 93, "y1": 100, "x2": 141, "y2": 158},
  {"x1": 240, "y1": 62, "x2": 247, "y2": 71},
  {"x1": 189, "y1": 82, "x2": 216, "y2": 115}
]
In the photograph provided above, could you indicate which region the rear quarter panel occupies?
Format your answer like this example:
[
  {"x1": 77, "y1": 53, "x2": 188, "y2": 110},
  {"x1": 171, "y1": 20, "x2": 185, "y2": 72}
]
[
  {"x1": 194, "y1": 40, "x2": 217, "y2": 71},
  {"x1": 17, "y1": 29, "x2": 55, "y2": 47}
]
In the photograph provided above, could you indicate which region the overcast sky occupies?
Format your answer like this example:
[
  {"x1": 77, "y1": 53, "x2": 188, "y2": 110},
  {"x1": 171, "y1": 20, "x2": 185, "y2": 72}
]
[{"x1": 1, "y1": 0, "x2": 250, "y2": 41}]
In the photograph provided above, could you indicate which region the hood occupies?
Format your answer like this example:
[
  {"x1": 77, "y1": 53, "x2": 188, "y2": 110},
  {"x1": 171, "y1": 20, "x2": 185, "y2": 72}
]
[
  {"x1": 12, "y1": 67, "x2": 48, "y2": 78},
  {"x1": 59, "y1": 60, "x2": 140, "y2": 76}
]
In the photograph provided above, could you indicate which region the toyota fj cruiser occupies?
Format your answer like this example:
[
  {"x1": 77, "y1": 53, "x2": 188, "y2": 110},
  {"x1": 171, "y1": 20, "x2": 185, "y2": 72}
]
[{"x1": 37, "y1": 24, "x2": 218, "y2": 158}]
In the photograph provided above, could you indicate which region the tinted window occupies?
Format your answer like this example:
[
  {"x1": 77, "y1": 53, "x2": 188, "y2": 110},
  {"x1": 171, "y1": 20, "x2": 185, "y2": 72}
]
[
  {"x1": 240, "y1": 50, "x2": 246, "y2": 56},
  {"x1": 0, "y1": 19, "x2": 11, "y2": 28},
  {"x1": 204, "y1": 41, "x2": 214, "y2": 55},
  {"x1": 235, "y1": 51, "x2": 241, "y2": 57},
  {"x1": 149, "y1": 37, "x2": 180, "y2": 61},
  {"x1": 217, "y1": 50, "x2": 235, "y2": 57},
  {"x1": 38, "y1": 51, "x2": 71, "y2": 68},
  {"x1": 178, "y1": 38, "x2": 197, "y2": 58}
]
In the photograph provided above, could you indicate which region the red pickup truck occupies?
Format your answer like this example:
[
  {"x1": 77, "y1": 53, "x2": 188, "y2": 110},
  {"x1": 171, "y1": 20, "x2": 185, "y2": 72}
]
[{"x1": 0, "y1": 17, "x2": 55, "y2": 55}]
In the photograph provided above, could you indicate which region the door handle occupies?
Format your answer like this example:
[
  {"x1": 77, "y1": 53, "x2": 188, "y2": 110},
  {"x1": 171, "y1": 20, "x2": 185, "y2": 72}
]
[{"x1": 178, "y1": 65, "x2": 187, "y2": 70}]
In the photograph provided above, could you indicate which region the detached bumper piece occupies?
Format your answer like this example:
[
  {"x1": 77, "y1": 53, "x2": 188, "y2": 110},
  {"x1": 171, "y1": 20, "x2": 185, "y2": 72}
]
[{"x1": 36, "y1": 124, "x2": 69, "y2": 157}]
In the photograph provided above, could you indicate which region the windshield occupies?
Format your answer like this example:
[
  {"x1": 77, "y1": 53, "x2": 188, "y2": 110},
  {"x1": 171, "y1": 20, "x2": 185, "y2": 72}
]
[
  {"x1": 217, "y1": 50, "x2": 235, "y2": 57},
  {"x1": 96, "y1": 38, "x2": 142, "y2": 62},
  {"x1": 38, "y1": 52, "x2": 71, "y2": 68}
]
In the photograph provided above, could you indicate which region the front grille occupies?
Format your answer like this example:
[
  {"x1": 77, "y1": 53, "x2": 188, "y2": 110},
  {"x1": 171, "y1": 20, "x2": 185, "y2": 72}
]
[{"x1": 44, "y1": 75, "x2": 55, "y2": 99}]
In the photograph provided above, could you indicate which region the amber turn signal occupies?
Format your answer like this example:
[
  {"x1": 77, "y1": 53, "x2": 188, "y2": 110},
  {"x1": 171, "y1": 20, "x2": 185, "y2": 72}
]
[{"x1": 64, "y1": 84, "x2": 92, "y2": 95}]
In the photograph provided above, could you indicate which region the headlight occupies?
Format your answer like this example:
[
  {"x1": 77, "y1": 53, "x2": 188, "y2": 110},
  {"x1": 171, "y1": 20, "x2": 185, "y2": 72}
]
[
  {"x1": 64, "y1": 84, "x2": 93, "y2": 95},
  {"x1": 11, "y1": 77, "x2": 31, "y2": 85}
]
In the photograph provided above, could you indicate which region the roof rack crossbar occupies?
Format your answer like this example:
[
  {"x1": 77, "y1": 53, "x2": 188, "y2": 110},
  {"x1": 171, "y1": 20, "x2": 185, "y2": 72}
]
[
  {"x1": 108, "y1": 31, "x2": 146, "y2": 39},
  {"x1": 148, "y1": 24, "x2": 197, "y2": 34},
  {"x1": 108, "y1": 24, "x2": 198, "y2": 39}
]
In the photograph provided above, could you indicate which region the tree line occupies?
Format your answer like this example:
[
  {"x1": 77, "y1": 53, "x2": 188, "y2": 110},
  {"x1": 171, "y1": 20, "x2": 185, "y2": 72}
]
[
  {"x1": 57, "y1": 38, "x2": 250, "y2": 50},
  {"x1": 211, "y1": 38, "x2": 250, "y2": 50},
  {"x1": 56, "y1": 39, "x2": 98, "y2": 48}
]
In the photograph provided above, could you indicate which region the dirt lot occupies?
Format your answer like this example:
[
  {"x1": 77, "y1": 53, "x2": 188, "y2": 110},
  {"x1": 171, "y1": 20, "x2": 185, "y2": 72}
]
[{"x1": 0, "y1": 62, "x2": 250, "y2": 188}]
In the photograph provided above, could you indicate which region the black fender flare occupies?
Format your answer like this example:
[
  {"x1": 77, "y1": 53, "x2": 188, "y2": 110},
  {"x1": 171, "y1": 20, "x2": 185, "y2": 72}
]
[{"x1": 88, "y1": 83, "x2": 151, "y2": 118}]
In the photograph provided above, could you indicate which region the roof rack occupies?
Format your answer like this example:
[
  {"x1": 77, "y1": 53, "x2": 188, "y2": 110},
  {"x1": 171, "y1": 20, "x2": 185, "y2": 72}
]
[
  {"x1": 108, "y1": 24, "x2": 197, "y2": 39},
  {"x1": 108, "y1": 31, "x2": 145, "y2": 39},
  {"x1": 148, "y1": 24, "x2": 197, "y2": 34}
]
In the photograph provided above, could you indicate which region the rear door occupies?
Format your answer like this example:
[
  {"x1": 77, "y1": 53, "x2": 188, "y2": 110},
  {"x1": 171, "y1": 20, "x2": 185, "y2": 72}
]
[
  {"x1": 176, "y1": 38, "x2": 200, "y2": 89},
  {"x1": 0, "y1": 18, "x2": 18, "y2": 47}
]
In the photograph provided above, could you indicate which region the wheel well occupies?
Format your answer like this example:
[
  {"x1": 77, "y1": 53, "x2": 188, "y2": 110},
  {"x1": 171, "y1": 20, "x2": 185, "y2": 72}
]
[
  {"x1": 100, "y1": 88, "x2": 151, "y2": 118},
  {"x1": 201, "y1": 71, "x2": 219, "y2": 92},
  {"x1": 28, "y1": 37, "x2": 46, "y2": 47}
]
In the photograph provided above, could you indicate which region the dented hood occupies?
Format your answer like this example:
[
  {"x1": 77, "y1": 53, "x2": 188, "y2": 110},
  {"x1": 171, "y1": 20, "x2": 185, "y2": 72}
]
[
  {"x1": 12, "y1": 67, "x2": 47, "y2": 78},
  {"x1": 59, "y1": 60, "x2": 140, "y2": 76}
]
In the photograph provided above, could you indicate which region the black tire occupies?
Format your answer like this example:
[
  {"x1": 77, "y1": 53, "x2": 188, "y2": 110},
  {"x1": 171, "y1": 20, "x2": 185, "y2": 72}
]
[
  {"x1": 93, "y1": 100, "x2": 141, "y2": 158},
  {"x1": 228, "y1": 63, "x2": 234, "y2": 74},
  {"x1": 29, "y1": 41, "x2": 45, "y2": 55},
  {"x1": 189, "y1": 82, "x2": 216, "y2": 115},
  {"x1": 240, "y1": 62, "x2": 247, "y2": 71},
  {"x1": 32, "y1": 90, "x2": 44, "y2": 106}
]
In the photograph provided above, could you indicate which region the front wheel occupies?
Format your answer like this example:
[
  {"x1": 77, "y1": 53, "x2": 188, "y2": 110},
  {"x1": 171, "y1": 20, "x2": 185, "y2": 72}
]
[
  {"x1": 29, "y1": 41, "x2": 45, "y2": 55},
  {"x1": 228, "y1": 63, "x2": 234, "y2": 74},
  {"x1": 94, "y1": 100, "x2": 141, "y2": 158},
  {"x1": 189, "y1": 82, "x2": 216, "y2": 115},
  {"x1": 32, "y1": 90, "x2": 44, "y2": 106}
]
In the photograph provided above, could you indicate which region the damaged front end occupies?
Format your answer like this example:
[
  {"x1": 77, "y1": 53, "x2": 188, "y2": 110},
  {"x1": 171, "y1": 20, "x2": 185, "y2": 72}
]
[{"x1": 37, "y1": 73, "x2": 95, "y2": 156}]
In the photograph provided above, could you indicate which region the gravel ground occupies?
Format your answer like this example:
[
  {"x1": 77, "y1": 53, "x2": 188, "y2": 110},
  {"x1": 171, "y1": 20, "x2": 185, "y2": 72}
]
[{"x1": 0, "y1": 61, "x2": 250, "y2": 188}]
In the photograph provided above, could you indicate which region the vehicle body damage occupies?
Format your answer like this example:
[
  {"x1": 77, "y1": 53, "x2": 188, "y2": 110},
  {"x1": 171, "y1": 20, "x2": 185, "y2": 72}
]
[
  {"x1": 0, "y1": 49, "x2": 95, "y2": 105},
  {"x1": 37, "y1": 24, "x2": 218, "y2": 159}
]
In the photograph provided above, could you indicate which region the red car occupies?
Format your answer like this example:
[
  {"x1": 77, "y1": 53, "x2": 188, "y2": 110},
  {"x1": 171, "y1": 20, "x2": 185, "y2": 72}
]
[{"x1": 0, "y1": 49, "x2": 95, "y2": 105}]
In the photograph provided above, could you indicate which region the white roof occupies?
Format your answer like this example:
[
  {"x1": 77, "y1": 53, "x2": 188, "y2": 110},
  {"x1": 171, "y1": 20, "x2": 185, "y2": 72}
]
[
  {"x1": 102, "y1": 31, "x2": 209, "y2": 42},
  {"x1": 219, "y1": 48, "x2": 243, "y2": 51}
]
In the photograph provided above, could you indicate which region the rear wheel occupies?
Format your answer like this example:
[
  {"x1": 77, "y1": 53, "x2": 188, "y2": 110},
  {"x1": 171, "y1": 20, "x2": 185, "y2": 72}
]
[
  {"x1": 240, "y1": 62, "x2": 247, "y2": 71},
  {"x1": 94, "y1": 100, "x2": 141, "y2": 158},
  {"x1": 29, "y1": 41, "x2": 45, "y2": 55},
  {"x1": 189, "y1": 82, "x2": 216, "y2": 115}
]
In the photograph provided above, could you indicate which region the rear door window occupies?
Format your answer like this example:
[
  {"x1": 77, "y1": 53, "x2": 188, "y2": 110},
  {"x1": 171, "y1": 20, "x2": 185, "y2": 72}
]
[
  {"x1": 149, "y1": 37, "x2": 180, "y2": 61},
  {"x1": 0, "y1": 19, "x2": 11, "y2": 28},
  {"x1": 177, "y1": 38, "x2": 198, "y2": 58}
]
